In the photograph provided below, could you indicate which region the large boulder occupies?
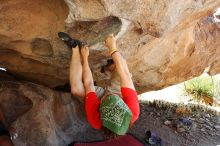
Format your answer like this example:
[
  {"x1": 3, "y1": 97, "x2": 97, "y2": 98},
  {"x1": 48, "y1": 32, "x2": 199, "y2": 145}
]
[
  {"x1": 0, "y1": 76, "x2": 102, "y2": 146},
  {"x1": 0, "y1": 0, "x2": 220, "y2": 93}
]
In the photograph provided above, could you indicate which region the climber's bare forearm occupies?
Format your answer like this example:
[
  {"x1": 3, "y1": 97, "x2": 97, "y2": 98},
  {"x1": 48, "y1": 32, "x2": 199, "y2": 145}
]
[
  {"x1": 82, "y1": 57, "x2": 95, "y2": 94},
  {"x1": 111, "y1": 52, "x2": 135, "y2": 90}
]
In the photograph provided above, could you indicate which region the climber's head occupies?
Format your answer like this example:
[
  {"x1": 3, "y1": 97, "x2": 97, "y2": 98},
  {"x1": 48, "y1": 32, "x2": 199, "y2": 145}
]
[{"x1": 99, "y1": 94, "x2": 132, "y2": 135}]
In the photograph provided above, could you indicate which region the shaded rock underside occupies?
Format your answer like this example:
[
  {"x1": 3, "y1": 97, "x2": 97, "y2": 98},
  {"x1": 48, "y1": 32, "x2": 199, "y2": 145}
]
[{"x1": 0, "y1": 0, "x2": 220, "y2": 93}]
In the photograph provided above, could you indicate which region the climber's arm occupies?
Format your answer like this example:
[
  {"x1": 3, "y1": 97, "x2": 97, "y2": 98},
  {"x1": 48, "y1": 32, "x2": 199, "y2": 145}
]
[
  {"x1": 111, "y1": 51, "x2": 140, "y2": 125},
  {"x1": 105, "y1": 35, "x2": 139, "y2": 126},
  {"x1": 105, "y1": 35, "x2": 135, "y2": 90},
  {"x1": 121, "y1": 87, "x2": 140, "y2": 126},
  {"x1": 111, "y1": 52, "x2": 135, "y2": 90}
]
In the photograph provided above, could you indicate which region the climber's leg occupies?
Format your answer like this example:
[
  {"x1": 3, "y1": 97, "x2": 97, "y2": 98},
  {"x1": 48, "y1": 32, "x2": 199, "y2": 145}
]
[
  {"x1": 69, "y1": 46, "x2": 85, "y2": 100},
  {"x1": 81, "y1": 46, "x2": 95, "y2": 94}
]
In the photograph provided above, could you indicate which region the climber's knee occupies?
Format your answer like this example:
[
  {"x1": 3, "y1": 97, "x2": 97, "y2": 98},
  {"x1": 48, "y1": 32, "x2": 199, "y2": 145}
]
[{"x1": 71, "y1": 87, "x2": 85, "y2": 98}]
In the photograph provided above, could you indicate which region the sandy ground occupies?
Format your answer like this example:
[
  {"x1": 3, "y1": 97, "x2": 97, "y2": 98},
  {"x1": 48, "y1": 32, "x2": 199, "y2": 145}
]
[
  {"x1": 134, "y1": 73, "x2": 220, "y2": 146},
  {"x1": 130, "y1": 102, "x2": 220, "y2": 146}
]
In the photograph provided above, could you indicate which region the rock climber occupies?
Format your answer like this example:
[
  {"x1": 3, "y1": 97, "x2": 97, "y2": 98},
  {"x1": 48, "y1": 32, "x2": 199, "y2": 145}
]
[{"x1": 58, "y1": 32, "x2": 140, "y2": 136}]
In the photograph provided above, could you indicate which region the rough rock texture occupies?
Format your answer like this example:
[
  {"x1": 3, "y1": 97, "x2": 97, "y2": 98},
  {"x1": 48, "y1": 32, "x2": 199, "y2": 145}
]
[
  {"x1": 0, "y1": 0, "x2": 69, "y2": 87},
  {"x1": 0, "y1": 76, "x2": 102, "y2": 146},
  {"x1": 130, "y1": 7, "x2": 220, "y2": 92},
  {"x1": 0, "y1": 0, "x2": 220, "y2": 93},
  {"x1": 0, "y1": 78, "x2": 219, "y2": 146}
]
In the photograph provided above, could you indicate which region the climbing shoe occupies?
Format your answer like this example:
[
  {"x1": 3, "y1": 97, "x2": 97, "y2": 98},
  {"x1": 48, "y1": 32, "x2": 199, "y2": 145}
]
[{"x1": 58, "y1": 32, "x2": 82, "y2": 49}]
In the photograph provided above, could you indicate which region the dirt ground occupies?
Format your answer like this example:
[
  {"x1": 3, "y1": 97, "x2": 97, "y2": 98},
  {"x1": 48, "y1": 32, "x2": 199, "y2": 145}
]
[{"x1": 130, "y1": 102, "x2": 220, "y2": 146}]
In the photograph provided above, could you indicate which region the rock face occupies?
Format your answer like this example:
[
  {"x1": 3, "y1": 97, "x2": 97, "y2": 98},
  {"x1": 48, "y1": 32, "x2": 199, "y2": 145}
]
[
  {"x1": 0, "y1": 77, "x2": 103, "y2": 146},
  {"x1": 0, "y1": 0, "x2": 220, "y2": 93},
  {"x1": 0, "y1": 0, "x2": 69, "y2": 87},
  {"x1": 130, "y1": 7, "x2": 220, "y2": 92}
]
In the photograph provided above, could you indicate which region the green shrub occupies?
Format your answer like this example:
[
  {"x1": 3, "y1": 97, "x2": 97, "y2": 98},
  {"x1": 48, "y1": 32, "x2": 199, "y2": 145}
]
[{"x1": 184, "y1": 75, "x2": 220, "y2": 105}]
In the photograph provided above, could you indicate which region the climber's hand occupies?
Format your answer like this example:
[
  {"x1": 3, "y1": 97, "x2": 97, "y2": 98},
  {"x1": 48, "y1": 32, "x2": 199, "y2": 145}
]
[
  {"x1": 81, "y1": 45, "x2": 89, "y2": 58},
  {"x1": 105, "y1": 34, "x2": 117, "y2": 56}
]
